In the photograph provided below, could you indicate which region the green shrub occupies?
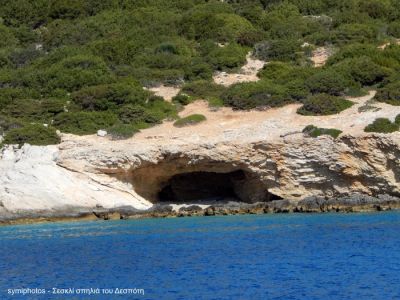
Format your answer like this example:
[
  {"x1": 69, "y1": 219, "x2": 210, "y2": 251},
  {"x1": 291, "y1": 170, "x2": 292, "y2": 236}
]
[
  {"x1": 222, "y1": 80, "x2": 292, "y2": 110},
  {"x1": 303, "y1": 125, "x2": 343, "y2": 139},
  {"x1": 53, "y1": 111, "x2": 117, "y2": 135},
  {"x1": 326, "y1": 43, "x2": 379, "y2": 66},
  {"x1": 258, "y1": 63, "x2": 315, "y2": 100},
  {"x1": 388, "y1": 21, "x2": 400, "y2": 38},
  {"x1": 172, "y1": 93, "x2": 191, "y2": 105},
  {"x1": 358, "y1": 0, "x2": 391, "y2": 19},
  {"x1": 0, "y1": 115, "x2": 24, "y2": 134},
  {"x1": 117, "y1": 105, "x2": 148, "y2": 125},
  {"x1": 344, "y1": 56, "x2": 389, "y2": 86},
  {"x1": 375, "y1": 82, "x2": 400, "y2": 105},
  {"x1": 181, "y1": 80, "x2": 226, "y2": 99},
  {"x1": 236, "y1": 29, "x2": 265, "y2": 47},
  {"x1": 396, "y1": 114, "x2": 400, "y2": 125},
  {"x1": 257, "y1": 62, "x2": 295, "y2": 81},
  {"x1": 174, "y1": 114, "x2": 206, "y2": 127},
  {"x1": 180, "y1": 5, "x2": 253, "y2": 42},
  {"x1": 0, "y1": 24, "x2": 18, "y2": 48},
  {"x1": 3, "y1": 124, "x2": 60, "y2": 146},
  {"x1": 107, "y1": 123, "x2": 139, "y2": 140},
  {"x1": 208, "y1": 97, "x2": 224, "y2": 108},
  {"x1": 364, "y1": 118, "x2": 399, "y2": 133},
  {"x1": 205, "y1": 43, "x2": 248, "y2": 70},
  {"x1": 116, "y1": 99, "x2": 177, "y2": 126},
  {"x1": 254, "y1": 39, "x2": 301, "y2": 62},
  {"x1": 144, "y1": 96, "x2": 178, "y2": 123},
  {"x1": 297, "y1": 94, "x2": 354, "y2": 116},
  {"x1": 1, "y1": 98, "x2": 66, "y2": 122},
  {"x1": 184, "y1": 59, "x2": 213, "y2": 81},
  {"x1": 332, "y1": 23, "x2": 377, "y2": 45},
  {"x1": 72, "y1": 81, "x2": 150, "y2": 111},
  {"x1": 0, "y1": 88, "x2": 40, "y2": 107},
  {"x1": 12, "y1": 54, "x2": 115, "y2": 95},
  {"x1": 306, "y1": 70, "x2": 355, "y2": 96}
]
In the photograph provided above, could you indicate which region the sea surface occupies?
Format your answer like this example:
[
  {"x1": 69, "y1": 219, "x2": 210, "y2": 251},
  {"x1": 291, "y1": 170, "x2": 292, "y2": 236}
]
[{"x1": 1, "y1": 212, "x2": 400, "y2": 299}]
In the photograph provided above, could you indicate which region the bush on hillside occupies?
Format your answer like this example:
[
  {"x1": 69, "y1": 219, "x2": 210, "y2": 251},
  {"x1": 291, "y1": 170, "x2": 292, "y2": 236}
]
[
  {"x1": 388, "y1": 21, "x2": 400, "y2": 38},
  {"x1": 303, "y1": 125, "x2": 343, "y2": 139},
  {"x1": 305, "y1": 70, "x2": 355, "y2": 96},
  {"x1": 254, "y1": 39, "x2": 301, "y2": 62},
  {"x1": 2, "y1": 98, "x2": 66, "y2": 122},
  {"x1": 181, "y1": 80, "x2": 226, "y2": 99},
  {"x1": 375, "y1": 82, "x2": 400, "y2": 105},
  {"x1": 117, "y1": 105, "x2": 149, "y2": 125},
  {"x1": 3, "y1": 124, "x2": 60, "y2": 146},
  {"x1": 172, "y1": 94, "x2": 191, "y2": 105},
  {"x1": 332, "y1": 23, "x2": 377, "y2": 45},
  {"x1": 236, "y1": 29, "x2": 265, "y2": 47},
  {"x1": 205, "y1": 43, "x2": 248, "y2": 70},
  {"x1": 184, "y1": 59, "x2": 213, "y2": 81},
  {"x1": 0, "y1": 115, "x2": 24, "y2": 135},
  {"x1": 53, "y1": 111, "x2": 117, "y2": 135},
  {"x1": 11, "y1": 54, "x2": 115, "y2": 95},
  {"x1": 144, "y1": 96, "x2": 178, "y2": 123},
  {"x1": 72, "y1": 81, "x2": 150, "y2": 111},
  {"x1": 396, "y1": 114, "x2": 400, "y2": 125},
  {"x1": 257, "y1": 62, "x2": 314, "y2": 100},
  {"x1": 297, "y1": 94, "x2": 354, "y2": 116},
  {"x1": 222, "y1": 80, "x2": 292, "y2": 110},
  {"x1": 364, "y1": 118, "x2": 399, "y2": 133},
  {"x1": 344, "y1": 56, "x2": 389, "y2": 86},
  {"x1": 173, "y1": 114, "x2": 206, "y2": 127},
  {"x1": 107, "y1": 123, "x2": 139, "y2": 140}
]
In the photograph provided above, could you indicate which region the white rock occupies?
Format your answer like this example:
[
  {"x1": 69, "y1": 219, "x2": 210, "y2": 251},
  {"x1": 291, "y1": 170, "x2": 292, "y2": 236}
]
[
  {"x1": 97, "y1": 130, "x2": 107, "y2": 137},
  {"x1": 0, "y1": 145, "x2": 152, "y2": 214}
]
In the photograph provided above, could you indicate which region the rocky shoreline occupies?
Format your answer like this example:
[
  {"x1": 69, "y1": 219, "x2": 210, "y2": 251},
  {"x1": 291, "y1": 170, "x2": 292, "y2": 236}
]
[{"x1": 1, "y1": 194, "x2": 400, "y2": 226}]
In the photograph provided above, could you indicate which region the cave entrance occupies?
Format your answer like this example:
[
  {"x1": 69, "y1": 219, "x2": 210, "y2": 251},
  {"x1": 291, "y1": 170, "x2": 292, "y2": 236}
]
[
  {"x1": 125, "y1": 163, "x2": 283, "y2": 203},
  {"x1": 158, "y1": 171, "x2": 246, "y2": 203}
]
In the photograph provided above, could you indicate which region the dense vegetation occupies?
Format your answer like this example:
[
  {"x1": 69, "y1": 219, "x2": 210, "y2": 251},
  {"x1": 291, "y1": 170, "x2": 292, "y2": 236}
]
[
  {"x1": 364, "y1": 118, "x2": 400, "y2": 133},
  {"x1": 1, "y1": 0, "x2": 400, "y2": 145},
  {"x1": 297, "y1": 94, "x2": 353, "y2": 116}
]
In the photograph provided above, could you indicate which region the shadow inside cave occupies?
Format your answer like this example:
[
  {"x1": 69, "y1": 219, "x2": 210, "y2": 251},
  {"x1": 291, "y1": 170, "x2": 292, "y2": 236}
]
[{"x1": 157, "y1": 170, "x2": 282, "y2": 203}]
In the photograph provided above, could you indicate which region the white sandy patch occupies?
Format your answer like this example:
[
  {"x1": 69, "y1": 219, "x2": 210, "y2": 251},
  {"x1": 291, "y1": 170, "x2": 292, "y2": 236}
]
[
  {"x1": 311, "y1": 47, "x2": 331, "y2": 67},
  {"x1": 147, "y1": 85, "x2": 181, "y2": 101},
  {"x1": 130, "y1": 90, "x2": 400, "y2": 144},
  {"x1": 378, "y1": 39, "x2": 400, "y2": 50},
  {"x1": 213, "y1": 54, "x2": 265, "y2": 87}
]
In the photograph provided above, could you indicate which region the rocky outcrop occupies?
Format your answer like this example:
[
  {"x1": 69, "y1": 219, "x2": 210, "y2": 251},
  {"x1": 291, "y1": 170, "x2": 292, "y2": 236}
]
[
  {"x1": 0, "y1": 132, "x2": 399, "y2": 224},
  {"x1": 57, "y1": 133, "x2": 400, "y2": 201}
]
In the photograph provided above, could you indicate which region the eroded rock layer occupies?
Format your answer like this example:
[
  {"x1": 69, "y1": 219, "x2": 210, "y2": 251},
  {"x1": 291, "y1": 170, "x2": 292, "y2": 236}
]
[{"x1": 0, "y1": 132, "x2": 399, "y2": 223}]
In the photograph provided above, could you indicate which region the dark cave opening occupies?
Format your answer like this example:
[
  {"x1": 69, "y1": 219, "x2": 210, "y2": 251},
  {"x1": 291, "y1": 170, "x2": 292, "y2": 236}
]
[
  {"x1": 158, "y1": 171, "x2": 244, "y2": 202},
  {"x1": 158, "y1": 170, "x2": 282, "y2": 203}
]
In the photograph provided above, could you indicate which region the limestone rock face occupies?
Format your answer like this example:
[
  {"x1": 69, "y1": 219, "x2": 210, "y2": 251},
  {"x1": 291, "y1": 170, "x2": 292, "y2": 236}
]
[
  {"x1": 0, "y1": 132, "x2": 399, "y2": 220},
  {"x1": 0, "y1": 144, "x2": 152, "y2": 216},
  {"x1": 57, "y1": 133, "x2": 400, "y2": 202}
]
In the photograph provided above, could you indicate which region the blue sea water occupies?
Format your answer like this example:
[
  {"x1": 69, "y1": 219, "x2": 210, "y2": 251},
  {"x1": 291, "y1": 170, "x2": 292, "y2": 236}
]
[{"x1": 1, "y1": 212, "x2": 400, "y2": 300}]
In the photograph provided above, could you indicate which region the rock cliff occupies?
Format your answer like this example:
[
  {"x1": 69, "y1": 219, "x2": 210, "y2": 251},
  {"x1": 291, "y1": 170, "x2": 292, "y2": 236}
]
[{"x1": 1, "y1": 131, "x2": 398, "y2": 223}]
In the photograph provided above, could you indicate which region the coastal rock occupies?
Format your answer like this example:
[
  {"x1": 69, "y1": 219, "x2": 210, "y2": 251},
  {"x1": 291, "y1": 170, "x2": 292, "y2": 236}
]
[
  {"x1": 57, "y1": 133, "x2": 400, "y2": 202},
  {"x1": 0, "y1": 131, "x2": 399, "y2": 222},
  {"x1": 0, "y1": 144, "x2": 152, "y2": 219}
]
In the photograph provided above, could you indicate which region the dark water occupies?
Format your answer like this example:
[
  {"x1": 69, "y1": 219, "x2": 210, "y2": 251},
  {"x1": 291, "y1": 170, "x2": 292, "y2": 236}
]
[{"x1": 1, "y1": 212, "x2": 400, "y2": 300}]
